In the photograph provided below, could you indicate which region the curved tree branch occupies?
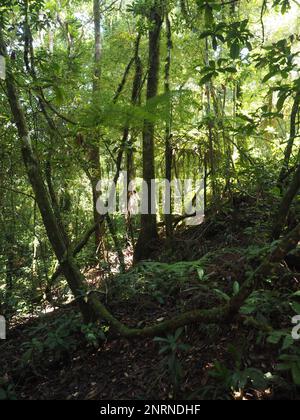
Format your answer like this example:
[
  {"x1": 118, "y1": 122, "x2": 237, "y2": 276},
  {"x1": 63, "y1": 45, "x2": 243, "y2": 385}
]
[{"x1": 88, "y1": 221, "x2": 300, "y2": 338}]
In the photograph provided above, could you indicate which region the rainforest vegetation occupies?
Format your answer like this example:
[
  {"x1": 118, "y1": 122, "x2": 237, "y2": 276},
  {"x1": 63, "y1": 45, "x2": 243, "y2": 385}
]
[{"x1": 1, "y1": 0, "x2": 300, "y2": 401}]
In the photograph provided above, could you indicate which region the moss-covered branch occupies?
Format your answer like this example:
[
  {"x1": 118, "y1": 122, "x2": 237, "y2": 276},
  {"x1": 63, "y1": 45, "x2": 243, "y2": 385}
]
[
  {"x1": 88, "y1": 221, "x2": 300, "y2": 338},
  {"x1": 2, "y1": 23, "x2": 300, "y2": 339}
]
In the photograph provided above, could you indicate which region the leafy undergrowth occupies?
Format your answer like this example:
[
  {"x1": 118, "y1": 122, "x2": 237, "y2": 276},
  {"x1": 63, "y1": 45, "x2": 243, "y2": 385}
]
[{"x1": 1, "y1": 195, "x2": 300, "y2": 400}]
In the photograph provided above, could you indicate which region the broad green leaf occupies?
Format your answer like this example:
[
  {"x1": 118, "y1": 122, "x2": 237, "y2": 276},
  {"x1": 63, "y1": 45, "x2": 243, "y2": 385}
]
[
  {"x1": 174, "y1": 327, "x2": 184, "y2": 341},
  {"x1": 224, "y1": 67, "x2": 237, "y2": 73},
  {"x1": 281, "y1": 335, "x2": 294, "y2": 351},
  {"x1": 230, "y1": 41, "x2": 240, "y2": 59},
  {"x1": 262, "y1": 72, "x2": 276, "y2": 83},
  {"x1": 291, "y1": 302, "x2": 300, "y2": 314},
  {"x1": 197, "y1": 268, "x2": 205, "y2": 281},
  {"x1": 213, "y1": 289, "x2": 230, "y2": 302},
  {"x1": 292, "y1": 363, "x2": 300, "y2": 385},
  {"x1": 267, "y1": 331, "x2": 284, "y2": 344},
  {"x1": 200, "y1": 72, "x2": 215, "y2": 85},
  {"x1": 276, "y1": 92, "x2": 289, "y2": 112},
  {"x1": 233, "y1": 281, "x2": 240, "y2": 296}
]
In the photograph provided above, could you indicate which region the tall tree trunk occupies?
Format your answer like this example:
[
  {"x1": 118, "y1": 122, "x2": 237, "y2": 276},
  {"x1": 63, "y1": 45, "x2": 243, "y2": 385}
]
[
  {"x1": 0, "y1": 30, "x2": 94, "y2": 322},
  {"x1": 134, "y1": 4, "x2": 163, "y2": 261},
  {"x1": 164, "y1": 15, "x2": 173, "y2": 239},
  {"x1": 106, "y1": 214, "x2": 126, "y2": 273},
  {"x1": 93, "y1": 0, "x2": 101, "y2": 92},
  {"x1": 278, "y1": 91, "x2": 300, "y2": 188},
  {"x1": 204, "y1": 39, "x2": 216, "y2": 200},
  {"x1": 126, "y1": 34, "x2": 143, "y2": 246},
  {"x1": 32, "y1": 201, "x2": 39, "y2": 278},
  {"x1": 90, "y1": 0, "x2": 103, "y2": 253}
]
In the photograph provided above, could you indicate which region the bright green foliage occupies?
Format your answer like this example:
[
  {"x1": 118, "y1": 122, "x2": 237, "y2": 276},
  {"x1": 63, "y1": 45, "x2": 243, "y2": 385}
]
[
  {"x1": 154, "y1": 327, "x2": 191, "y2": 394},
  {"x1": 0, "y1": 0, "x2": 300, "y2": 401}
]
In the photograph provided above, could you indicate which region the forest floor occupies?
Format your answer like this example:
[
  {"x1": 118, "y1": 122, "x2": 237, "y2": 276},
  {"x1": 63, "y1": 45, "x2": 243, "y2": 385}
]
[{"x1": 1, "y1": 194, "x2": 300, "y2": 400}]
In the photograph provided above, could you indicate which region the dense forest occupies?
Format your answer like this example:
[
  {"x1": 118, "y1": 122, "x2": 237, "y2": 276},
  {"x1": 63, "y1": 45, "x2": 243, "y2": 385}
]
[{"x1": 0, "y1": 0, "x2": 300, "y2": 402}]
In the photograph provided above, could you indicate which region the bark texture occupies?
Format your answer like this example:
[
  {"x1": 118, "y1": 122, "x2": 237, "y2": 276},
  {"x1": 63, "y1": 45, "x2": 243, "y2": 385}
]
[{"x1": 134, "y1": 4, "x2": 163, "y2": 261}]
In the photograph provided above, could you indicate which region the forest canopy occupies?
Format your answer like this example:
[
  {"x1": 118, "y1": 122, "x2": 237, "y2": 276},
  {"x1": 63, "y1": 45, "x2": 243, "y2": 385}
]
[{"x1": 0, "y1": 0, "x2": 300, "y2": 401}]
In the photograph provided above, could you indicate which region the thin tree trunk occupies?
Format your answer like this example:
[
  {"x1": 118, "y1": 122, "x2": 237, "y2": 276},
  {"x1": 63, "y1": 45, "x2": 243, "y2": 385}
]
[
  {"x1": 164, "y1": 15, "x2": 173, "y2": 240},
  {"x1": 106, "y1": 214, "x2": 126, "y2": 273},
  {"x1": 45, "y1": 138, "x2": 127, "y2": 301},
  {"x1": 278, "y1": 91, "x2": 300, "y2": 188},
  {"x1": 126, "y1": 37, "x2": 143, "y2": 246},
  {"x1": 204, "y1": 39, "x2": 216, "y2": 200},
  {"x1": 272, "y1": 163, "x2": 300, "y2": 240},
  {"x1": 32, "y1": 201, "x2": 39, "y2": 277},
  {"x1": 93, "y1": 0, "x2": 101, "y2": 91},
  {"x1": 90, "y1": 0, "x2": 103, "y2": 253},
  {"x1": 134, "y1": 4, "x2": 163, "y2": 261},
  {"x1": 204, "y1": 155, "x2": 208, "y2": 212},
  {"x1": 0, "y1": 30, "x2": 94, "y2": 322}
]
